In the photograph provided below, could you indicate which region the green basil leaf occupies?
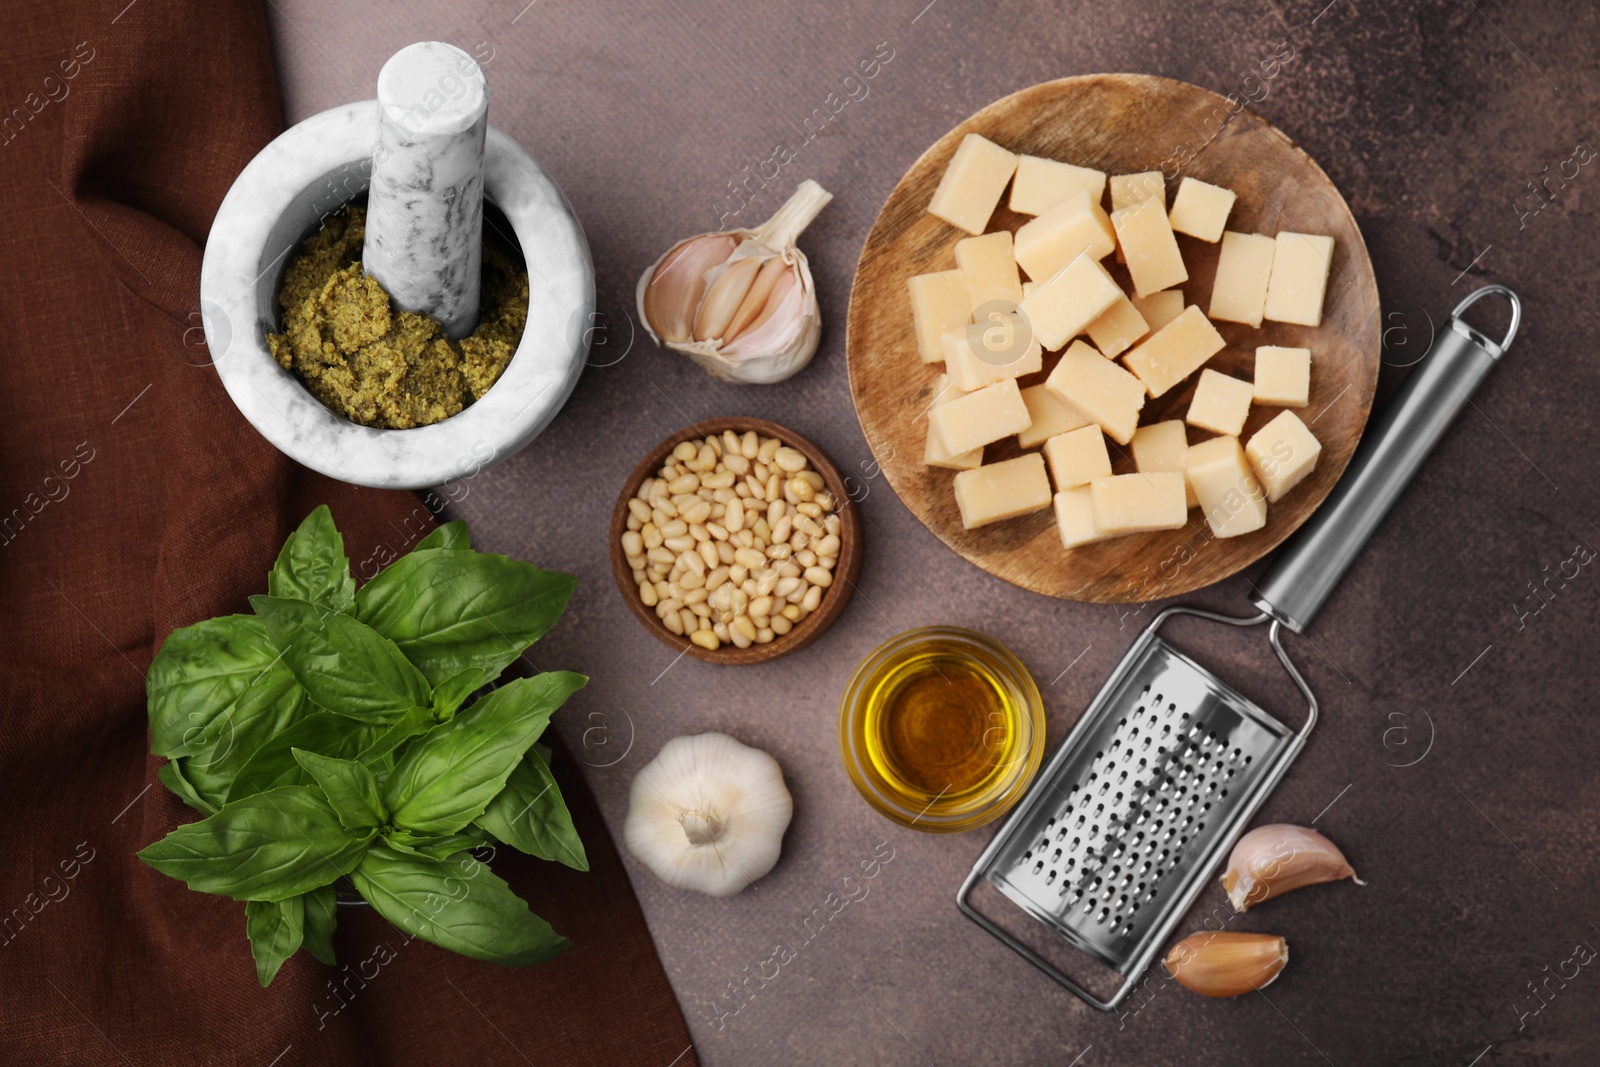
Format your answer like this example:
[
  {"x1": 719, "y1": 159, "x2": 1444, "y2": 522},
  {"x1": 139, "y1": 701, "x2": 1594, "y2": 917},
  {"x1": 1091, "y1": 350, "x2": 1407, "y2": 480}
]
[
  {"x1": 147, "y1": 614, "x2": 306, "y2": 759},
  {"x1": 158, "y1": 760, "x2": 218, "y2": 816},
  {"x1": 174, "y1": 677, "x2": 314, "y2": 812},
  {"x1": 431, "y1": 667, "x2": 489, "y2": 720},
  {"x1": 301, "y1": 883, "x2": 338, "y2": 966},
  {"x1": 384, "y1": 673, "x2": 586, "y2": 834},
  {"x1": 354, "y1": 705, "x2": 436, "y2": 770},
  {"x1": 245, "y1": 895, "x2": 304, "y2": 987},
  {"x1": 475, "y1": 747, "x2": 588, "y2": 871},
  {"x1": 355, "y1": 550, "x2": 575, "y2": 686},
  {"x1": 348, "y1": 843, "x2": 568, "y2": 966},
  {"x1": 251, "y1": 595, "x2": 431, "y2": 724},
  {"x1": 138, "y1": 785, "x2": 375, "y2": 901},
  {"x1": 225, "y1": 711, "x2": 385, "y2": 803},
  {"x1": 292, "y1": 750, "x2": 385, "y2": 830},
  {"x1": 415, "y1": 521, "x2": 471, "y2": 552},
  {"x1": 267, "y1": 505, "x2": 355, "y2": 614},
  {"x1": 382, "y1": 827, "x2": 491, "y2": 860}
]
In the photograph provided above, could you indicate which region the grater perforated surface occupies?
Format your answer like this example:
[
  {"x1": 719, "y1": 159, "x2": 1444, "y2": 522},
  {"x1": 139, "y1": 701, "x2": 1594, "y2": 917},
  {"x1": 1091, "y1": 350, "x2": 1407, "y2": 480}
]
[{"x1": 986, "y1": 636, "x2": 1293, "y2": 973}]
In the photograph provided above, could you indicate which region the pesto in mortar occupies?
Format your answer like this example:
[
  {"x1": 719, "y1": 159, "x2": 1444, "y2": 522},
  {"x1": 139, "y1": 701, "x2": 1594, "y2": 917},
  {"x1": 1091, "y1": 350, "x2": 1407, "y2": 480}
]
[{"x1": 266, "y1": 204, "x2": 528, "y2": 429}]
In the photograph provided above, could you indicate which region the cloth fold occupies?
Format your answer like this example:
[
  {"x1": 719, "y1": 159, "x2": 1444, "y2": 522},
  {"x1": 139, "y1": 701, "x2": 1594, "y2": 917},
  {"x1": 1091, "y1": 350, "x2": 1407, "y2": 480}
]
[{"x1": 0, "y1": 1, "x2": 694, "y2": 1063}]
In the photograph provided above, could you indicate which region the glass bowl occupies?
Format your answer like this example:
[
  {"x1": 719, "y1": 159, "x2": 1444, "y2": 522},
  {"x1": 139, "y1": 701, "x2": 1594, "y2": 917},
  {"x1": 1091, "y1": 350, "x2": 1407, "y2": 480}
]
[{"x1": 839, "y1": 626, "x2": 1044, "y2": 833}]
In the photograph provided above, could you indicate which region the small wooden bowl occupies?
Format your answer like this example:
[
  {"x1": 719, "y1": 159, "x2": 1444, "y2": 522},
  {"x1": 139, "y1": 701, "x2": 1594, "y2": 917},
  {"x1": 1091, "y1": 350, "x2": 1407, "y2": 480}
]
[{"x1": 610, "y1": 417, "x2": 863, "y2": 665}]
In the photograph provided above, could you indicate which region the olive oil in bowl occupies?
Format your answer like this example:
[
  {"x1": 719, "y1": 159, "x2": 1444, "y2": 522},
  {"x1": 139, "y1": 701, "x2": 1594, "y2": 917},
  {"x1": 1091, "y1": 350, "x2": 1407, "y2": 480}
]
[{"x1": 840, "y1": 627, "x2": 1044, "y2": 832}]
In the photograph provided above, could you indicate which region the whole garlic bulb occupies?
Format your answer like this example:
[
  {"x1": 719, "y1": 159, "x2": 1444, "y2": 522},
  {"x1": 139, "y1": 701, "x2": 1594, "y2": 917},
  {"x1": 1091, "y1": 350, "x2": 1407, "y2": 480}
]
[
  {"x1": 636, "y1": 180, "x2": 832, "y2": 384},
  {"x1": 623, "y1": 732, "x2": 793, "y2": 897}
]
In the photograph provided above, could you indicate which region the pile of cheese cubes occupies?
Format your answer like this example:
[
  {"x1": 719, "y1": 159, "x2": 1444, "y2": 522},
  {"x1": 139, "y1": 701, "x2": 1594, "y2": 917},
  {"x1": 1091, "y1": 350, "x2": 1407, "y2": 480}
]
[{"x1": 909, "y1": 132, "x2": 1331, "y2": 550}]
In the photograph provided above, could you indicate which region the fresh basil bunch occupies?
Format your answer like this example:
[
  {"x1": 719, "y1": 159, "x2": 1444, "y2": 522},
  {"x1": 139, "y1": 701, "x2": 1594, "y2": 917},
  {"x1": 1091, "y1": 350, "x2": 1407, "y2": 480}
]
[{"x1": 139, "y1": 507, "x2": 587, "y2": 987}]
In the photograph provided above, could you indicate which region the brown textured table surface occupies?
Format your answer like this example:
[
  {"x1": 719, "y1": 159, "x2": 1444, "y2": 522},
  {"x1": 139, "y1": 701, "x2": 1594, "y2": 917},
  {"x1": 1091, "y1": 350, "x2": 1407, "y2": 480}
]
[{"x1": 269, "y1": 2, "x2": 1599, "y2": 1063}]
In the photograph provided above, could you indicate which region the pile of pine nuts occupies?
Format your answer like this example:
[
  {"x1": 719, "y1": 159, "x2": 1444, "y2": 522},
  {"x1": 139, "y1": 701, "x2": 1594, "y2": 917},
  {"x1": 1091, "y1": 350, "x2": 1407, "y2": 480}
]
[{"x1": 622, "y1": 429, "x2": 842, "y2": 652}]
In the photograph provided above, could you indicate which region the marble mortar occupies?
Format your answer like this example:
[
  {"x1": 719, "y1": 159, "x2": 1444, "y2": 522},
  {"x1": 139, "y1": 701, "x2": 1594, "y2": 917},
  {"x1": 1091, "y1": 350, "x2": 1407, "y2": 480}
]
[{"x1": 200, "y1": 100, "x2": 594, "y2": 489}]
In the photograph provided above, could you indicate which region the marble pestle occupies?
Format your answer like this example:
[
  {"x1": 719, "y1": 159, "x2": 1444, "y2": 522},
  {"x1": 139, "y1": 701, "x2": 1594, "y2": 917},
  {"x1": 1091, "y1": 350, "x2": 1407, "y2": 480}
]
[{"x1": 363, "y1": 42, "x2": 489, "y2": 340}]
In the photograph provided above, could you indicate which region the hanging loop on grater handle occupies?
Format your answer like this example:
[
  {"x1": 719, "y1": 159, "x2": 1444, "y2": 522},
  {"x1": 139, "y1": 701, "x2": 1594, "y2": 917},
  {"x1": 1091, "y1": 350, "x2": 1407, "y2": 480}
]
[
  {"x1": 1252, "y1": 283, "x2": 1522, "y2": 633},
  {"x1": 956, "y1": 604, "x2": 1318, "y2": 1012}
]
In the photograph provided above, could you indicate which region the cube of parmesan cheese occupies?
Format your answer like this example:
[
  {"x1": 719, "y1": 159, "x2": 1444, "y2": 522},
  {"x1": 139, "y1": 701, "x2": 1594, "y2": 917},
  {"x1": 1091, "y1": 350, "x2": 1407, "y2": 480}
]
[
  {"x1": 1089, "y1": 473, "x2": 1188, "y2": 536},
  {"x1": 1208, "y1": 231, "x2": 1276, "y2": 327},
  {"x1": 923, "y1": 374, "x2": 982, "y2": 470},
  {"x1": 1253, "y1": 346, "x2": 1311, "y2": 408},
  {"x1": 1111, "y1": 197, "x2": 1189, "y2": 297},
  {"x1": 1185, "y1": 369, "x2": 1255, "y2": 437},
  {"x1": 1055, "y1": 486, "x2": 1109, "y2": 549},
  {"x1": 1167, "y1": 177, "x2": 1237, "y2": 242},
  {"x1": 1045, "y1": 340, "x2": 1146, "y2": 445},
  {"x1": 953, "y1": 454, "x2": 1052, "y2": 529},
  {"x1": 1132, "y1": 419, "x2": 1198, "y2": 508},
  {"x1": 1009, "y1": 155, "x2": 1108, "y2": 216},
  {"x1": 1017, "y1": 254, "x2": 1123, "y2": 351},
  {"x1": 927, "y1": 377, "x2": 1031, "y2": 457},
  {"x1": 941, "y1": 313, "x2": 1042, "y2": 392},
  {"x1": 1121, "y1": 306, "x2": 1227, "y2": 398},
  {"x1": 1109, "y1": 171, "x2": 1165, "y2": 212},
  {"x1": 927, "y1": 133, "x2": 1018, "y2": 235},
  {"x1": 908, "y1": 270, "x2": 972, "y2": 363},
  {"x1": 1244, "y1": 410, "x2": 1322, "y2": 502},
  {"x1": 955, "y1": 230, "x2": 1024, "y2": 309},
  {"x1": 1129, "y1": 289, "x2": 1185, "y2": 332},
  {"x1": 1084, "y1": 295, "x2": 1150, "y2": 359},
  {"x1": 1263, "y1": 232, "x2": 1335, "y2": 327},
  {"x1": 1186, "y1": 435, "x2": 1267, "y2": 538},
  {"x1": 1043, "y1": 425, "x2": 1112, "y2": 490},
  {"x1": 1013, "y1": 190, "x2": 1116, "y2": 281},
  {"x1": 1017, "y1": 383, "x2": 1090, "y2": 449}
]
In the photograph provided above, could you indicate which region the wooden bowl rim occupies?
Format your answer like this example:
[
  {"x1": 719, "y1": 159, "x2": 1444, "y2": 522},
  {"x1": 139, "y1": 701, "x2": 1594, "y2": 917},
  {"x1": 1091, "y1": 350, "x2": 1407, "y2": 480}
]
[
  {"x1": 844, "y1": 72, "x2": 1381, "y2": 603},
  {"x1": 610, "y1": 416, "x2": 863, "y2": 665}
]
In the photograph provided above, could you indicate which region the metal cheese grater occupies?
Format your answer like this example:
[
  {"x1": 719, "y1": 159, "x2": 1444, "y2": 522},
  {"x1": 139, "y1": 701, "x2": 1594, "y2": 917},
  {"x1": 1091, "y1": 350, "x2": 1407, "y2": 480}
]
[{"x1": 958, "y1": 284, "x2": 1522, "y2": 1011}]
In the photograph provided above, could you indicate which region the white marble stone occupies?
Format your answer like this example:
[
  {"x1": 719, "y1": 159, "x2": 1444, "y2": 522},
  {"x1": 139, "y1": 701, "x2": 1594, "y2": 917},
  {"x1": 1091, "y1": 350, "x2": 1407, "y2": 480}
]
[
  {"x1": 199, "y1": 101, "x2": 593, "y2": 490},
  {"x1": 365, "y1": 42, "x2": 488, "y2": 340}
]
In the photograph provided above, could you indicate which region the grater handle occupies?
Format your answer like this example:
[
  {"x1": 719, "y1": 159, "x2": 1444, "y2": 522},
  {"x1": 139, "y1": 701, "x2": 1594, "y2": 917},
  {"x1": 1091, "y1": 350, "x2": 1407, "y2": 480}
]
[{"x1": 1252, "y1": 284, "x2": 1521, "y2": 633}]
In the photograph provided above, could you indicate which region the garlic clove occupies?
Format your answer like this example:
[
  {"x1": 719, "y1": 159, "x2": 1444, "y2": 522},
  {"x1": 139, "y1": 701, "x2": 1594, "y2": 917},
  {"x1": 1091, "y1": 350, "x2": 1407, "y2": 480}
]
[
  {"x1": 1164, "y1": 931, "x2": 1288, "y2": 998},
  {"x1": 723, "y1": 267, "x2": 802, "y2": 357},
  {"x1": 723, "y1": 256, "x2": 790, "y2": 342},
  {"x1": 623, "y1": 732, "x2": 793, "y2": 898},
  {"x1": 642, "y1": 234, "x2": 737, "y2": 343},
  {"x1": 1221, "y1": 823, "x2": 1364, "y2": 912},
  {"x1": 693, "y1": 255, "x2": 766, "y2": 342},
  {"x1": 635, "y1": 180, "x2": 832, "y2": 383}
]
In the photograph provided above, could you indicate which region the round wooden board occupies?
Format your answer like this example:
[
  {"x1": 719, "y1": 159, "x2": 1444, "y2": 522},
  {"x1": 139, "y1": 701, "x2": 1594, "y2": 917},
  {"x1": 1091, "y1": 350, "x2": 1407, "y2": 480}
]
[{"x1": 846, "y1": 74, "x2": 1380, "y2": 603}]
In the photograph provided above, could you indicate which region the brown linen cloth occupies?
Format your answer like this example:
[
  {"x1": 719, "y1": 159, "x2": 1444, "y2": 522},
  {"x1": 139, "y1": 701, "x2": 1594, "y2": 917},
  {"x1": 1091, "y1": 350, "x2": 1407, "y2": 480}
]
[{"x1": 0, "y1": 1, "x2": 695, "y2": 1063}]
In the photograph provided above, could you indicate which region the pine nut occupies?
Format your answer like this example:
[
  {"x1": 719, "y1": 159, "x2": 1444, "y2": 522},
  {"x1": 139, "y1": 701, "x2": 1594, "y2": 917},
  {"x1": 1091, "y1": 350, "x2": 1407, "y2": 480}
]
[
  {"x1": 802, "y1": 585, "x2": 823, "y2": 611},
  {"x1": 729, "y1": 563, "x2": 748, "y2": 586},
  {"x1": 797, "y1": 470, "x2": 825, "y2": 491},
  {"x1": 684, "y1": 500, "x2": 712, "y2": 524},
  {"x1": 816, "y1": 534, "x2": 840, "y2": 557},
  {"x1": 781, "y1": 604, "x2": 802, "y2": 622},
  {"x1": 667, "y1": 474, "x2": 699, "y2": 495},
  {"x1": 789, "y1": 476, "x2": 814, "y2": 502},
  {"x1": 750, "y1": 596, "x2": 773, "y2": 618},
  {"x1": 639, "y1": 583, "x2": 658, "y2": 607},
  {"x1": 735, "y1": 547, "x2": 766, "y2": 569},
  {"x1": 673, "y1": 441, "x2": 697, "y2": 461},
  {"x1": 774, "y1": 447, "x2": 806, "y2": 472},
  {"x1": 724, "y1": 453, "x2": 751, "y2": 476},
  {"x1": 707, "y1": 522, "x2": 729, "y2": 541},
  {"x1": 691, "y1": 629, "x2": 719, "y2": 651},
  {"x1": 683, "y1": 587, "x2": 708, "y2": 604},
  {"x1": 628, "y1": 499, "x2": 652, "y2": 523},
  {"x1": 756, "y1": 569, "x2": 780, "y2": 596},
  {"x1": 758, "y1": 437, "x2": 781, "y2": 462},
  {"x1": 622, "y1": 531, "x2": 643, "y2": 556},
  {"x1": 664, "y1": 535, "x2": 695, "y2": 552},
  {"x1": 664, "y1": 612, "x2": 684, "y2": 635},
  {"x1": 775, "y1": 577, "x2": 801, "y2": 598},
  {"x1": 742, "y1": 431, "x2": 760, "y2": 459},
  {"x1": 679, "y1": 570, "x2": 705, "y2": 591},
  {"x1": 796, "y1": 549, "x2": 817, "y2": 568},
  {"x1": 756, "y1": 627, "x2": 775, "y2": 644},
  {"x1": 733, "y1": 616, "x2": 757, "y2": 642},
  {"x1": 771, "y1": 614, "x2": 792, "y2": 635},
  {"x1": 690, "y1": 523, "x2": 710, "y2": 542},
  {"x1": 642, "y1": 523, "x2": 662, "y2": 549}
]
